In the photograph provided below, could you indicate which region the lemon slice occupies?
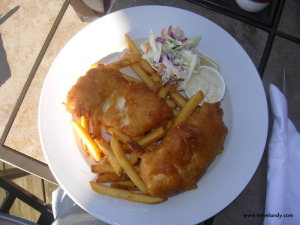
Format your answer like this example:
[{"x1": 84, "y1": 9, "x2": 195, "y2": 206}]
[{"x1": 199, "y1": 54, "x2": 220, "y2": 71}]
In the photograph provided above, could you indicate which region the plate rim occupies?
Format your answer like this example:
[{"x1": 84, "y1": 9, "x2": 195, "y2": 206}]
[{"x1": 38, "y1": 5, "x2": 269, "y2": 225}]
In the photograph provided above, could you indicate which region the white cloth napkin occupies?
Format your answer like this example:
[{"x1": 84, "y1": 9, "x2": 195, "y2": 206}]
[
  {"x1": 264, "y1": 84, "x2": 300, "y2": 225},
  {"x1": 52, "y1": 187, "x2": 108, "y2": 225}
]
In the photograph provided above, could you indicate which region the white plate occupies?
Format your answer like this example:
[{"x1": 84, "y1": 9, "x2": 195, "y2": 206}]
[{"x1": 39, "y1": 5, "x2": 268, "y2": 225}]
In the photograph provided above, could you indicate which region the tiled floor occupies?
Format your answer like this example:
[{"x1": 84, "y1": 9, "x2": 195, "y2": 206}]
[
  {"x1": 0, "y1": 0, "x2": 65, "y2": 137},
  {"x1": 2, "y1": 0, "x2": 88, "y2": 163},
  {"x1": 0, "y1": 0, "x2": 84, "y2": 222}
]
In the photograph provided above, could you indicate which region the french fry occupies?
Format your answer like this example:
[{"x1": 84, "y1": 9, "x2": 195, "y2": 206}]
[
  {"x1": 71, "y1": 121, "x2": 101, "y2": 162},
  {"x1": 142, "y1": 60, "x2": 156, "y2": 74},
  {"x1": 140, "y1": 60, "x2": 156, "y2": 75},
  {"x1": 173, "y1": 109, "x2": 180, "y2": 116},
  {"x1": 108, "y1": 128, "x2": 133, "y2": 144},
  {"x1": 150, "y1": 71, "x2": 162, "y2": 84},
  {"x1": 91, "y1": 164, "x2": 116, "y2": 174},
  {"x1": 112, "y1": 180, "x2": 136, "y2": 188},
  {"x1": 124, "y1": 34, "x2": 157, "y2": 72},
  {"x1": 136, "y1": 59, "x2": 161, "y2": 84},
  {"x1": 80, "y1": 116, "x2": 89, "y2": 151},
  {"x1": 121, "y1": 73, "x2": 142, "y2": 83},
  {"x1": 106, "y1": 54, "x2": 141, "y2": 69},
  {"x1": 110, "y1": 186, "x2": 139, "y2": 191},
  {"x1": 96, "y1": 173, "x2": 128, "y2": 183},
  {"x1": 125, "y1": 34, "x2": 168, "y2": 92},
  {"x1": 80, "y1": 116, "x2": 89, "y2": 130},
  {"x1": 124, "y1": 34, "x2": 163, "y2": 84},
  {"x1": 111, "y1": 181, "x2": 139, "y2": 191},
  {"x1": 124, "y1": 34, "x2": 141, "y2": 56},
  {"x1": 170, "y1": 91, "x2": 204, "y2": 130},
  {"x1": 123, "y1": 53, "x2": 156, "y2": 89},
  {"x1": 166, "y1": 99, "x2": 176, "y2": 109},
  {"x1": 169, "y1": 91, "x2": 188, "y2": 109},
  {"x1": 92, "y1": 164, "x2": 140, "y2": 174},
  {"x1": 129, "y1": 151, "x2": 139, "y2": 165},
  {"x1": 94, "y1": 138, "x2": 122, "y2": 176},
  {"x1": 137, "y1": 126, "x2": 167, "y2": 148},
  {"x1": 145, "y1": 142, "x2": 157, "y2": 152},
  {"x1": 158, "y1": 84, "x2": 173, "y2": 99},
  {"x1": 90, "y1": 182, "x2": 166, "y2": 204},
  {"x1": 110, "y1": 137, "x2": 148, "y2": 194}
]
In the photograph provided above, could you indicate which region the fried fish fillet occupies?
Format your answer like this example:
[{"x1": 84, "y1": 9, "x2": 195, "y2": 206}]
[
  {"x1": 66, "y1": 65, "x2": 173, "y2": 138},
  {"x1": 140, "y1": 102, "x2": 228, "y2": 197}
]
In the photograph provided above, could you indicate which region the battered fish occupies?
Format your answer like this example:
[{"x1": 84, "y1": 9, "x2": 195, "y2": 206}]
[
  {"x1": 140, "y1": 102, "x2": 228, "y2": 197},
  {"x1": 66, "y1": 65, "x2": 173, "y2": 138}
]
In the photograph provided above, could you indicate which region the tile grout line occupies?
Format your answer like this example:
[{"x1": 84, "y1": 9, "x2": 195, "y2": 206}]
[
  {"x1": 258, "y1": 0, "x2": 286, "y2": 76},
  {"x1": 274, "y1": 30, "x2": 300, "y2": 44},
  {"x1": 185, "y1": 0, "x2": 300, "y2": 77},
  {"x1": 0, "y1": 0, "x2": 69, "y2": 146}
]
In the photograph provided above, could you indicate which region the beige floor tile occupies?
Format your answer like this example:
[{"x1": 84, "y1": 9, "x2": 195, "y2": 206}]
[
  {"x1": 0, "y1": 0, "x2": 65, "y2": 136},
  {"x1": 4, "y1": 4, "x2": 90, "y2": 162}
]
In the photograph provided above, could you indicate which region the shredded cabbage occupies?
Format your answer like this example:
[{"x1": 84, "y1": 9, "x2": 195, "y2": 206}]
[{"x1": 140, "y1": 26, "x2": 202, "y2": 90}]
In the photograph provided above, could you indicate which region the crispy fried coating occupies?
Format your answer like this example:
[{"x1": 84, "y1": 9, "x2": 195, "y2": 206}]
[
  {"x1": 66, "y1": 65, "x2": 173, "y2": 138},
  {"x1": 140, "y1": 102, "x2": 228, "y2": 197}
]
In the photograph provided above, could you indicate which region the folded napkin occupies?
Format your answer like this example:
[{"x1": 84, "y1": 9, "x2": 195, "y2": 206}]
[
  {"x1": 52, "y1": 187, "x2": 108, "y2": 225},
  {"x1": 264, "y1": 84, "x2": 300, "y2": 225}
]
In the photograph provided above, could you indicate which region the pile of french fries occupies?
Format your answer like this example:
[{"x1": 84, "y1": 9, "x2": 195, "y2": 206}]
[{"x1": 70, "y1": 34, "x2": 204, "y2": 204}]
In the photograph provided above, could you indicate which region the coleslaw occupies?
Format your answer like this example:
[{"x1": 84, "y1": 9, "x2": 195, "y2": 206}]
[{"x1": 140, "y1": 25, "x2": 216, "y2": 91}]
